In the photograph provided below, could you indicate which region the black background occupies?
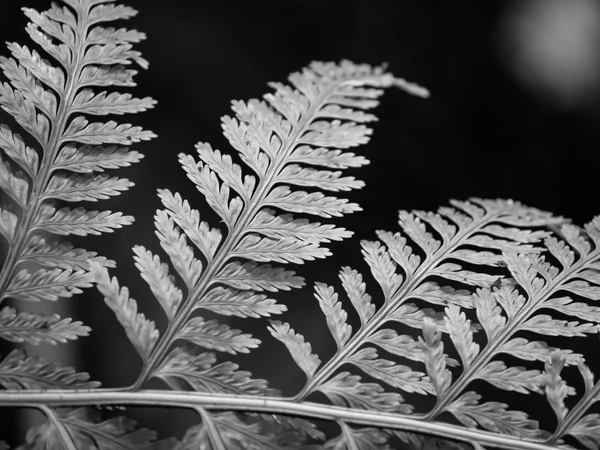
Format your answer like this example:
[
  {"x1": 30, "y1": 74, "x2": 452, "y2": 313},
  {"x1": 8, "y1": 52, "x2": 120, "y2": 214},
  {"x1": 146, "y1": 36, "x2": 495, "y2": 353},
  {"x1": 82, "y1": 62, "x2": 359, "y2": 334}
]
[{"x1": 0, "y1": 0, "x2": 599, "y2": 447}]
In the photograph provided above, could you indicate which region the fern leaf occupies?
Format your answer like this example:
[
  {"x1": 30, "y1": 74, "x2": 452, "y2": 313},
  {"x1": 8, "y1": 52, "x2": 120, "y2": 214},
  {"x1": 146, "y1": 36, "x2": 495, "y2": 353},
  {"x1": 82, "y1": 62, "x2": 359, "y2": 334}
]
[
  {"x1": 325, "y1": 421, "x2": 390, "y2": 450},
  {"x1": 315, "y1": 282, "x2": 352, "y2": 350},
  {"x1": 215, "y1": 261, "x2": 303, "y2": 292},
  {"x1": 248, "y1": 209, "x2": 353, "y2": 244},
  {"x1": 0, "y1": 154, "x2": 29, "y2": 208},
  {"x1": 42, "y1": 173, "x2": 133, "y2": 202},
  {"x1": 32, "y1": 205, "x2": 133, "y2": 236},
  {"x1": 0, "y1": 306, "x2": 89, "y2": 345},
  {"x1": 447, "y1": 392, "x2": 545, "y2": 439},
  {"x1": 62, "y1": 117, "x2": 154, "y2": 145},
  {"x1": 544, "y1": 353, "x2": 571, "y2": 424},
  {"x1": 154, "y1": 210, "x2": 203, "y2": 289},
  {"x1": 197, "y1": 286, "x2": 286, "y2": 318},
  {"x1": 316, "y1": 371, "x2": 412, "y2": 414},
  {"x1": 107, "y1": 61, "x2": 427, "y2": 398},
  {"x1": 132, "y1": 246, "x2": 182, "y2": 321},
  {"x1": 158, "y1": 189, "x2": 222, "y2": 261},
  {"x1": 419, "y1": 317, "x2": 452, "y2": 397},
  {"x1": 20, "y1": 407, "x2": 176, "y2": 450},
  {"x1": 153, "y1": 346, "x2": 276, "y2": 396},
  {"x1": 176, "y1": 317, "x2": 260, "y2": 354},
  {"x1": 21, "y1": 235, "x2": 115, "y2": 271},
  {"x1": 339, "y1": 267, "x2": 375, "y2": 328},
  {"x1": 72, "y1": 89, "x2": 155, "y2": 115},
  {"x1": 179, "y1": 410, "x2": 286, "y2": 450},
  {"x1": 268, "y1": 320, "x2": 321, "y2": 379},
  {"x1": 3, "y1": 267, "x2": 92, "y2": 302},
  {"x1": 349, "y1": 346, "x2": 433, "y2": 395},
  {"x1": 0, "y1": 349, "x2": 99, "y2": 389},
  {"x1": 52, "y1": 144, "x2": 143, "y2": 173},
  {"x1": 91, "y1": 262, "x2": 159, "y2": 362},
  {"x1": 0, "y1": 124, "x2": 38, "y2": 177}
]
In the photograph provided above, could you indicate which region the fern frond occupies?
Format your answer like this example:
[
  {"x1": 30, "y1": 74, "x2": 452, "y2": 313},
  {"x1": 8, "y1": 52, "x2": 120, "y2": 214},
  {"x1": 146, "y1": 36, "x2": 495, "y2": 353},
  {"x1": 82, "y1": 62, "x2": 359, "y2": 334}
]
[
  {"x1": 282, "y1": 199, "x2": 563, "y2": 408},
  {"x1": 0, "y1": 0, "x2": 154, "y2": 319},
  {"x1": 89, "y1": 61, "x2": 426, "y2": 401},
  {"x1": 0, "y1": 306, "x2": 89, "y2": 345},
  {"x1": 0, "y1": 349, "x2": 99, "y2": 390},
  {"x1": 20, "y1": 406, "x2": 177, "y2": 450}
]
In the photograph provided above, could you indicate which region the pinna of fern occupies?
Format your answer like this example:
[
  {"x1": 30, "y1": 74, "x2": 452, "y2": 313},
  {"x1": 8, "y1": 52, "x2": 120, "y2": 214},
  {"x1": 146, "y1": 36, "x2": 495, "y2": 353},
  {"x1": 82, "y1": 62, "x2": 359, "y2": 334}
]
[
  {"x1": 270, "y1": 199, "x2": 600, "y2": 449},
  {"x1": 81, "y1": 61, "x2": 429, "y2": 448},
  {"x1": 0, "y1": 0, "x2": 155, "y2": 358}
]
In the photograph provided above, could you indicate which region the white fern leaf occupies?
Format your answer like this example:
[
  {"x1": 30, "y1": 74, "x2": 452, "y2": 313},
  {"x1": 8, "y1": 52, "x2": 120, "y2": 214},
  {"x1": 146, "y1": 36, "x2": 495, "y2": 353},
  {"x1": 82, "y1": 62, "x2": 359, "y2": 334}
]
[
  {"x1": 419, "y1": 318, "x2": 452, "y2": 397},
  {"x1": 0, "y1": 54, "x2": 57, "y2": 118},
  {"x1": 132, "y1": 246, "x2": 182, "y2": 321},
  {"x1": 478, "y1": 361, "x2": 544, "y2": 394},
  {"x1": 361, "y1": 240, "x2": 403, "y2": 302},
  {"x1": 62, "y1": 117, "x2": 155, "y2": 144},
  {"x1": 0, "y1": 158, "x2": 29, "y2": 210},
  {"x1": 248, "y1": 209, "x2": 353, "y2": 244},
  {"x1": 325, "y1": 422, "x2": 390, "y2": 450},
  {"x1": 0, "y1": 306, "x2": 89, "y2": 345},
  {"x1": 179, "y1": 410, "x2": 282, "y2": 450},
  {"x1": 158, "y1": 189, "x2": 222, "y2": 261},
  {"x1": 196, "y1": 286, "x2": 286, "y2": 318},
  {"x1": 0, "y1": 207, "x2": 18, "y2": 243},
  {"x1": 316, "y1": 371, "x2": 412, "y2": 414},
  {"x1": 339, "y1": 267, "x2": 375, "y2": 327},
  {"x1": 348, "y1": 346, "x2": 433, "y2": 395},
  {"x1": 179, "y1": 152, "x2": 243, "y2": 228},
  {"x1": 289, "y1": 145, "x2": 369, "y2": 169},
  {"x1": 3, "y1": 267, "x2": 91, "y2": 302},
  {"x1": 498, "y1": 337, "x2": 580, "y2": 365},
  {"x1": 90, "y1": 262, "x2": 158, "y2": 362},
  {"x1": 544, "y1": 353, "x2": 571, "y2": 424},
  {"x1": 447, "y1": 391, "x2": 545, "y2": 439},
  {"x1": 154, "y1": 209, "x2": 203, "y2": 289},
  {"x1": 268, "y1": 321, "x2": 321, "y2": 379},
  {"x1": 314, "y1": 282, "x2": 352, "y2": 350},
  {"x1": 215, "y1": 261, "x2": 303, "y2": 292},
  {"x1": 276, "y1": 164, "x2": 364, "y2": 192},
  {"x1": 0, "y1": 124, "x2": 38, "y2": 177},
  {"x1": 196, "y1": 142, "x2": 256, "y2": 201},
  {"x1": 265, "y1": 186, "x2": 360, "y2": 218},
  {"x1": 152, "y1": 347, "x2": 276, "y2": 396},
  {"x1": 52, "y1": 144, "x2": 143, "y2": 173},
  {"x1": 176, "y1": 317, "x2": 260, "y2": 354},
  {"x1": 21, "y1": 235, "x2": 115, "y2": 271},
  {"x1": 0, "y1": 349, "x2": 99, "y2": 390},
  {"x1": 32, "y1": 205, "x2": 133, "y2": 236},
  {"x1": 444, "y1": 304, "x2": 479, "y2": 370},
  {"x1": 42, "y1": 173, "x2": 133, "y2": 202},
  {"x1": 233, "y1": 235, "x2": 328, "y2": 263},
  {"x1": 20, "y1": 407, "x2": 176, "y2": 450},
  {"x1": 72, "y1": 89, "x2": 155, "y2": 115}
]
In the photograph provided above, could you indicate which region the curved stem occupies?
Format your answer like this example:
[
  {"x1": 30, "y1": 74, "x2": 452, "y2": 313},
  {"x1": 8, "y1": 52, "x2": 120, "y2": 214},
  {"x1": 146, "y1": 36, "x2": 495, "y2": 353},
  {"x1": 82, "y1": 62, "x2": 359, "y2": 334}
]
[{"x1": 0, "y1": 389, "x2": 558, "y2": 450}]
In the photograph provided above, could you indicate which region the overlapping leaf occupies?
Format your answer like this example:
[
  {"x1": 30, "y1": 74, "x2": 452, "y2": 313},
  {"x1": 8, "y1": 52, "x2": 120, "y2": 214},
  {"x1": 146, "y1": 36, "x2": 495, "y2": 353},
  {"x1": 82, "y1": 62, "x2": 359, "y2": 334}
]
[
  {"x1": 0, "y1": 0, "x2": 154, "y2": 350},
  {"x1": 92, "y1": 62, "x2": 427, "y2": 414},
  {"x1": 274, "y1": 199, "x2": 565, "y2": 418},
  {"x1": 19, "y1": 407, "x2": 177, "y2": 450}
]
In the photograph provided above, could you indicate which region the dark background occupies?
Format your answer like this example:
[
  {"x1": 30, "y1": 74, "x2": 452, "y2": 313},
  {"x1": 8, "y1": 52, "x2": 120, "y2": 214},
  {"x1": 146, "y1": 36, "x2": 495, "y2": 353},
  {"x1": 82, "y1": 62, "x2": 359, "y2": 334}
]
[{"x1": 1, "y1": 0, "x2": 600, "y2": 447}]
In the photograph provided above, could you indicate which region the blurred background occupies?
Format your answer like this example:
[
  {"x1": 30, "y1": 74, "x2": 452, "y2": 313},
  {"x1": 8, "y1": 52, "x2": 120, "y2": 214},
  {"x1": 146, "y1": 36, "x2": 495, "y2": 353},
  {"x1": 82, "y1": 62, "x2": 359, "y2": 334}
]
[{"x1": 1, "y1": 0, "x2": 600, "y2": 446}]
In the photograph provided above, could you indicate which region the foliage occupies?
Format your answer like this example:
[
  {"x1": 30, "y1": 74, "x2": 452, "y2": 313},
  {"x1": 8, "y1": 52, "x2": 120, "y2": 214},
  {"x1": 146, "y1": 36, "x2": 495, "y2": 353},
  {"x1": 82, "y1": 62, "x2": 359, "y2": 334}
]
[{"x1": 2, "y1": 1, "x2": 600, "y2": 450}]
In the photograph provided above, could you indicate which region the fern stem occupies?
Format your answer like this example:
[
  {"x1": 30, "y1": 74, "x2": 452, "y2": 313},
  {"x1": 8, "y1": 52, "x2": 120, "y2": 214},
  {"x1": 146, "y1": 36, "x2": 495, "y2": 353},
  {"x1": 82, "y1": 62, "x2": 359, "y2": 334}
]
[
  {"x1": 0, "y1": 2, "x2": 87, "y2": 300},
  {"x1": 426, "y1": 245, "x2": 600, "y2": 422},
  {"x1": 293, "y1": 208, "x2": 507, "y2": 402},
  {"x1": 131, "y1": 74, "x2": 366, "y2": 389},
  {"x1": 0, "y1": 389, "x2": 558, "y2": 450}
]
